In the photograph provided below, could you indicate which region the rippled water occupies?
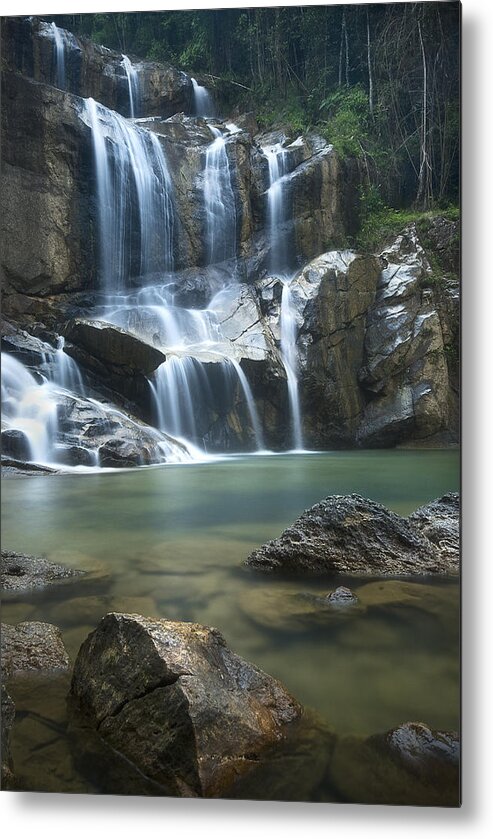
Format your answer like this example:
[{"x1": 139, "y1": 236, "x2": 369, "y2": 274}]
[{"x1": 1, "y1": 450, "x2": 460, "y2": 798}]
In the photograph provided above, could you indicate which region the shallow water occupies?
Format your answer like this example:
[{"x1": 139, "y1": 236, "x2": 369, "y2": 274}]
[{"x1": 1, "y1": 450, "x2": 460, "y2": 797}]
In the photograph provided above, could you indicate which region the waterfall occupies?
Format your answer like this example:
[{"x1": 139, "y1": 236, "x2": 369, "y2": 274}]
[
  {"x1": 263, "y1": 143, "x2": 304, "y2": 450},
  {"x1": 280, "y1": 283, "x2": 304, "y2": 451},
  {"x1": 191, "y1": 78, "x2": 215, "y2": 117},
  {"x1": 1, "y1": 353, "x2": 59, "y2": 464},
  {"x1": 150, "y1": 355, "x2": 264, "y2": 451},
  {"x1": 50, "y1": 22, "x2": 66, "y2": 90},
  {"x1": 82, "y1": 98, "x2": 175, "y2": 293},
  {"x1": 264, "y1": 144, "x2": 290, "y2": 274},
  {"x1": 203, "y1": 126, "x2": 237, "y2": 266},
  {"x1": 52, "y1": 337, "x2": 86, "y2": 394},
  {"x1": 122, "y1": 55, "x2": 139, "y2": 118},
  {"x1": 228, "y1": 359, "x2": 265, "y2": 450}
]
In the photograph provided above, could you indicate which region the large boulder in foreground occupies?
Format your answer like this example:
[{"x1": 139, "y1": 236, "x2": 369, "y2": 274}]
[
  {"x1": 70, "y1": 613, "x2": 302, "y2": 797},
  {"x1": 245, "y1": 494, "x2": 458, "y2": 576}
]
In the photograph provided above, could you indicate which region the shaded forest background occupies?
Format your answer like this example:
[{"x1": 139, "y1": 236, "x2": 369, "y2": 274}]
[{"x1": 48, "y1": 2, "x2": 460, "y2": 238}]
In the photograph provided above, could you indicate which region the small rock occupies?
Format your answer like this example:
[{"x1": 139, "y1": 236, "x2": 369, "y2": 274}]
[
  {"x1": 1, "y1": 621, "x2": 70, "y2": 676},
  {"x1": 325, "y1": 586, "x2": 359, "y2": 607}
]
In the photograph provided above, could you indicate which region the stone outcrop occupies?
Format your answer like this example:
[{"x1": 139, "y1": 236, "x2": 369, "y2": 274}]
[
  {"x1": 245, "y1": 493, "x2": 459, "y2": 576},
  {"x1": 63, "y1": 319, "x2": 167, "y2": 375},
  {"x1": 1, "y1": 621, "x2": 70, "y2": 676},
  {"x1": 294, "y1": 251, "x2": 382, "y2": 446},
  {"x1": 70, "y1": 613, "x2": 302, "y2": 797},
  {"x1": 357, "y1": 226, "x2": 455, "y2": 446},
  {"x1": 1, "y1": 71, "x2": 97, "y2": 310},
  {"x1": 1, "y1": 549, "x2": 85, "y2": 591},
  {"x1": 2, "y1": 16, "x2": 193, "y2": 118}
]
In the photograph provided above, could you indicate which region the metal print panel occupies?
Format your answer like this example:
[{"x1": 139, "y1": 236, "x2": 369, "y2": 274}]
[{"x1": 0, "y1": 1, "x2": 460, "y2": 806}]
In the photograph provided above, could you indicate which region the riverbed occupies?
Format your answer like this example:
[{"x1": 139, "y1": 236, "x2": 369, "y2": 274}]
[{"x1": 2, "y1": 449, "x2": 460, "y2": 797}]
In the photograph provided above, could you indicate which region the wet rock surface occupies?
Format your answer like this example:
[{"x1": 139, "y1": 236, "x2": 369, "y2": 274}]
[
  {"x1": 325, "y1": 586, "x2": 359, "y2": 607},
  {"x1": 2, "y1": 17, "x2": 193, "y2": 118},
  {"x1": 63, "y1": 319, "x2": 167, "y2": 375},
  {"x1": 328, "y1": 722, "x2": 460, "y2": 806},
  {"x1": 1, "y1": 684, "x2": 15, "y2": 789},
  {"x1": 245, "y1": 493, "x2": 458, "y2": 576},
  {"x1": 70, "y1": 613, "x2": 302, "y2": 797},
  {"x1": 1, "y1": 549, "x2": 85, "y2": 591},
  {"x1": 1, "y1": 622, "x2": 70, "y2": 676}
]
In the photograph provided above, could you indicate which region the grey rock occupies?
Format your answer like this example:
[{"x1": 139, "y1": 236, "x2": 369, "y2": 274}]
[
  {"x1": 357, "y1": 225, "x2": 458, "y2": 447},
  {"x1": 1, "y1": 429, "x2": 31, "y2": 461},
  {"x1": 1, "y1": 549, "x2": 85, "y2": 591},
  {"x1": 245, "y1": 493, "x2": 457, "y2": 576},
  {"x1": 71, "y1": 613, "x2": 302, "y2": 797},
  {"x1": 1, "y1": 621, "x2": 70, "y2": 676},
  {"x1": 408, "y1": 492, "x2": 459, "y2": 570},
  {"x1": 325, "y1": 586, "x2": 359, "y2": 607}
]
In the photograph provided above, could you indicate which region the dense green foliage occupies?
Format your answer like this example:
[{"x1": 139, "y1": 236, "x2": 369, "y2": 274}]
[{"x1": 48, "y1": 3, "x2": 460, "y2": 214}]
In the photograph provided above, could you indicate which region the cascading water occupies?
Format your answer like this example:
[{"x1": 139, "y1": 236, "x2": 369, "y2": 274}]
[
  {"x1": 1, "y1": 353, "x2": 59, "y2": 464},
  {"x1": 264, "y1": 144, "x2": 290, "y2": 274},
  {"x1": 52, "y1": 337, "x2": 86, "y2": 394},
  {"x1": 50, "y1": 22, "x2": 66, "y2": 90},
  {"x1": 263, "y1": 142, "x2": 304, "y2": 450},
  {"x1": 191, "y1": 78, "x2": 215, "y2": 117},
  {"x1": 122, "y1": 55, "x2": 139, "y2": 118},
  {"x1": 280, "y1": 283, "x2": 304, "y2": 451},
  {"x1": 82, "y1": 98, "x2": 175, "y2": 293},
  {"x1": 203, "y1": 126, "x2": 237, "y2": 266}
]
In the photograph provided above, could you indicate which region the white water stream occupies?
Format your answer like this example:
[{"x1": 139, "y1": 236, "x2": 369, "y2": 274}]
[
  {"x1": 122, "y1": 54, "x2": 139, "y2": 118},
  {"x1": 191, "y1": 77, "x2": 215, "y2": 117}
]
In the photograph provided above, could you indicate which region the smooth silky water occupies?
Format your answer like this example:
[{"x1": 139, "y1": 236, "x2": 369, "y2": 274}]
[{"x1": 1, "y1": 449, "x2": 459, "y2": 796}]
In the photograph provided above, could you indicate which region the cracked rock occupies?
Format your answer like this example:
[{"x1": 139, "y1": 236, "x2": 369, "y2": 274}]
[{"x1": 70, "y1": 613, "x2": 302, "y2": 796}]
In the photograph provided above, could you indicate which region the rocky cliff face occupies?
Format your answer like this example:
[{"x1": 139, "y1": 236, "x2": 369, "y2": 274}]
[
  {"x1": 1, "y1": 17, "x2": 459, "y2": 465},
  {"x1": 1, "y1": 17, "x2": 192, "y2": 117}
]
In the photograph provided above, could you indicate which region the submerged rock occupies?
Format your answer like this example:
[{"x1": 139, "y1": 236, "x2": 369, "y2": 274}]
[
  {"x1": 1, "y1": 621, "x2": 70, "y2": 676},
  {"x1": 245, "y1": 494, "x2": 457, "y2": 576},
  {"x1": 325, "y1": 586, "x2": 359, "y2": 607},
  {"x1": 328, "y1": 722, "x2": 460, "y2": 806},
  {"x1": 1, "y1": 549, "x2": 85, "y2": 591},
  {"x1": 1, "y1": 684, "x2": 15, "y2": 789},
  {"x1": 71, "y1": 613, "x2": 302, "y2": 797}
]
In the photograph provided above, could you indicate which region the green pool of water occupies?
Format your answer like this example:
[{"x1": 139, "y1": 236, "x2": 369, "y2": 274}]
[{"x1": 1, "y1": 449, "x2": 460, "y2": 797}]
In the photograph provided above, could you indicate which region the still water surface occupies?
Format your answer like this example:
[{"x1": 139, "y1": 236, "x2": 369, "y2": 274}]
[{"x1": 2, "y1": 450, "x2": 460, "y2": 795}]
